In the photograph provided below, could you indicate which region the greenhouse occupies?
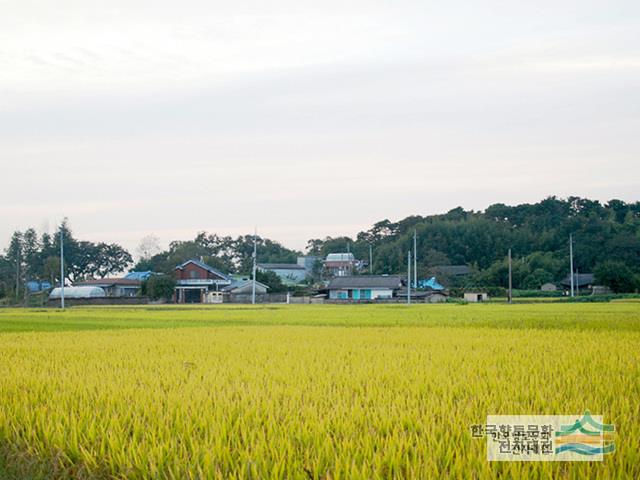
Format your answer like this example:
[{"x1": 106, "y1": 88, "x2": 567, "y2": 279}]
[{"x1": 49, "y1": 286, "x2": 106, "y2": 299}]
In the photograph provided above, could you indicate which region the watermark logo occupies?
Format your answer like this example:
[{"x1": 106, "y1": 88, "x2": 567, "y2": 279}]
[
  {"x1": 555, "y1": 410, "x2": 615, "y2": 457},
  {"x1": 471, "y1": 411, "x2": 615, "y2": 461}
]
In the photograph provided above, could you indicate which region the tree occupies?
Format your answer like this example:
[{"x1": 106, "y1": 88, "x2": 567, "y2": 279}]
[
  {"x1": 255, "y1": 270, "x2": 287, "y2": 293},
  {"x1": 142, "y1": 275, "x2": 176, "y2": 301},
  {"x1": 594, "y1": 261, "x2": 638, "y2": 293},
  {"x1": 93, "y1": 243, "x2": 133, "y2": 278},
  {"x1": 136, "y1": 235, "x2": 161, "y2": 261}
]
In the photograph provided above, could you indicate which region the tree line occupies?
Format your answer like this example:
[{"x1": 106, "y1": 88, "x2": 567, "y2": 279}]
[
  {"x1": 2, "y1": 196, "x2": 639, "y2": 301},
  {"x1": 0, "y1": 220, "x2": 132, "y2": 300},
  {"x1": 306, "y1": 196, "x2": 640, "y2": 292}
]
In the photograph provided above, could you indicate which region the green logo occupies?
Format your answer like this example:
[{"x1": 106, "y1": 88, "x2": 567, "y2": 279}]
[{"x1": 555, "y1": 411, "x2": 615, "y2": 456}]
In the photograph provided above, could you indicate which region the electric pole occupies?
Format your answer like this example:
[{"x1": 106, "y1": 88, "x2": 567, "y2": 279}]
[
  {"x1": 569, "y1": 233, "x2": 574, "y2": 298},
  {"x1": 413, "y1": 229, "x2": 417, "y2": 288},
  {"x1": 15, "y1": 246, "x2": 20, "y2": 302},
  {"x1": 507, "y1": 248, "x2": 512, "y2": 304},
  {"x1": 60, "y1": 228, "x2": 65, "y2": 309},
  {"x1": 251, "y1": 229, "x2": 257, "y2": 305},
  {"x1": 407, "y1": 250, "x2": 411, "y2": 305}
]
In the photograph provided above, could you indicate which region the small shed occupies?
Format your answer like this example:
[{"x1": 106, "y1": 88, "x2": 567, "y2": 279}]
[
  {"x1": 464, "y1": 291, "x2": 488, "y2": 303},
  {"x1": 427, "y1": 292, "x2": 448, "y2": 303}
]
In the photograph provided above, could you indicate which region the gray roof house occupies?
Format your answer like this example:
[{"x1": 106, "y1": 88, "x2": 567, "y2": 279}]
[
  {"x1": 258, "y1": 256, "x2": 318, "y2": 285},
  {"x1": 221, "y1": 279, "x2": 269, "y2": 295},
  {"x1": 560, "y1": 273, "x2": 595, "y2": 289},
  {"x1": 327, "y1": 275, "x2": 402, "y2": 301},
  {"x1": 74, "y1": 278, "x2": 142, "y2": 297}
]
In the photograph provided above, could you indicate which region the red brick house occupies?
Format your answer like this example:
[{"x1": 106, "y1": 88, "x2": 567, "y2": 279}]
[{"x1": 174, "y1": 259, "x2": 232, "y2": 303}]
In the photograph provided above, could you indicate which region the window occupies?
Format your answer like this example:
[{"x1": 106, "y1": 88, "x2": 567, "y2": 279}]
[{"x1": 190, "y1": 270, "x2": 200, "y2": 279}]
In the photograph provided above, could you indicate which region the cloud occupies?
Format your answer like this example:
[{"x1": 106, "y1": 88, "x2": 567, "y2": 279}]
[{"x1": 0, "y1": 0, "x2": 638, "y2": 252}]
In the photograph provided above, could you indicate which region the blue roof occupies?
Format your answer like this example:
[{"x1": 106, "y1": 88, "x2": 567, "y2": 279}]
[
  {"x1": 418, "y1": 276, "x2": 445, "y2": 291},
  {"x1": 125, "y1": 271, "x2": 153, "y2": 281},
  {"x1": 26, "y1": 280, "x2": 52, "y2": 293}
]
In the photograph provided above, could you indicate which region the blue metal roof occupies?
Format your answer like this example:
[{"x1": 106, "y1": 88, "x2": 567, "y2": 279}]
[
  {"x1": 124, "y1": 271, "x2": 153, "y2": 281},
  {"x1": 27, "y1": 280, "x2": 52, "y2": 293},
  {"x1": 418, "y1": 276, "x2": 445, "y2": 291}
]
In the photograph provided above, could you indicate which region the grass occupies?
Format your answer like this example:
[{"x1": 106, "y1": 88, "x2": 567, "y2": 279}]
[{"x1": 0, "y1": 303, "x2": 639, "y2": 478}]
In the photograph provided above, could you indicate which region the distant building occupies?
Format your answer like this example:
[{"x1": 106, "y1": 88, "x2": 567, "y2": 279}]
[
  {"x1": 397, "y1": 288, "x2": 448, "y2": 303},
  {"x1": 222, "y1": 279, "x2": 269, "y2": 296},
  {"x1": 540, "y1": 282, "x2": 557, "y2": 292},
  {"x1": 464, "y1": 291, "x2": 488, "y2": 302},
  {"x1": 257, "y1": 257, "x2": 317, "y2": 285},
  {"x1": 49, "y1": 286, "x2": 106, "y2": 299},
  {"x1": 592, "y1": 285, "x2": 612, "y2": 295},
  {"x1": 74, "y1": 278, "x2": 141, "y2": 297},
  {"x1": 324, "y1": 253, "x2": 361, "y2": 277},
  {"x1": 560, "y1": 273, "x2": 595, "y2": 293},
  {"x1": 327, "y1": 275, "x2": 402, "y2": 300},
  {"x1": 174, "y1": 259, "x2": 232, "y2": 303},
  {"x1": 26, "y1": 280, "x2": 52, "y2": 293}
]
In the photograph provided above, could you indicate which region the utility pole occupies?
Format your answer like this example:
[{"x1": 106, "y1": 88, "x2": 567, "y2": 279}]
[
  {"x1": 369, "y1": 244, "x2": 373, "y2": 274},
  {"x1": 407, "y1": 250, "x2": 411, "y2": 305},
  {"x1": 569, "y1": 233, "x2": 574, "y2": 298},
  {"x1": 60, "y1": 228, "x2": 65, "y2": 309},
  {"x1": 251, "y1": 228, "x2": 257, "y2": 305},
  {"x1": 507, "y1": 248, "x2": 513, "y2": 304},
  {"x1": 413, "y1": 229, "x2": 417, "y2": 288},
  {"x1": 15, "y1": 246, "x2": 20, "y2": 302}
]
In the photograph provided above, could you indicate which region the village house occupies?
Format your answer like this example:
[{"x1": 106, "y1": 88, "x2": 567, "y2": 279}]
[
  {"x1": 257, "y1": 257, "x2": 318, "y2": 285},
  {"x1": 327, "y1": 275, "x2": 402, "y2": 300},
  {"x1": 560, "y1": 273, "x2": 595, "y2": 293},
  {"x1": 174, "y1": 259, "x2": 232, "y2": 303},
  {"x1": 324, "y1": 253, "x2": 361, "y2": 277},
  {"x1": 396, "y1": 289, "x2": 448, "y2": 303},
  {"x1": 74, "y1": 278, "x2": 142, "y2": 297}
]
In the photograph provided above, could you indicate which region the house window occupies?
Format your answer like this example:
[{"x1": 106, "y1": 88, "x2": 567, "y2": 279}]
[{"x1": 190, "y1": 270, "x2": 200, "y2": 279}]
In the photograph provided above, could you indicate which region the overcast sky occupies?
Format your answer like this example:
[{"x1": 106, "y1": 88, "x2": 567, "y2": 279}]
[{"x1": 1, "y1": 1, "x2": 639, "y2": 254}]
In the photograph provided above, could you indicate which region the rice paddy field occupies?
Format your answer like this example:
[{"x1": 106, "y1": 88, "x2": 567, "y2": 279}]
[{"x1": 0, "y1": 303, "x2": 639, "y2": 479}]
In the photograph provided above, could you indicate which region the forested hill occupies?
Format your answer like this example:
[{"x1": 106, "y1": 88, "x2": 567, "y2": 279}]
[
  {"x1": 2, "y1": 197, "x2": 639, "y2": 299},
  {"x1": 307, "y1": 197, "x2": 640, "y2": 289}
]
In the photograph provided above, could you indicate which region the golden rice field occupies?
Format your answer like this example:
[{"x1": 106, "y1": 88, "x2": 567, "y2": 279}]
[{"x1": 0, "y1": 303, "x2": 639, "y2": 479}]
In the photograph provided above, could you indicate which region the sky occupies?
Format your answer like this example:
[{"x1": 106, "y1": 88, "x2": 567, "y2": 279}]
[{"x1": 1, "y1": 0, "x2": 639, "y2": 255}]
